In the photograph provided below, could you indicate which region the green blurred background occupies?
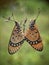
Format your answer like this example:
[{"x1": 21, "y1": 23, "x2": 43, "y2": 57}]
[{"x1": 0, "y1": 0, "x2": 49, "y2": 65}]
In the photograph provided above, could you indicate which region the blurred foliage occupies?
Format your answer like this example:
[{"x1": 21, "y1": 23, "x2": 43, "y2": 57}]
[{"x1": 0, "y1": 0, "x2": 49, "y2": 65}]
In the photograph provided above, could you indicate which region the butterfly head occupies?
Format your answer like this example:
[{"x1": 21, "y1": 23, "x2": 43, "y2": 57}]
[
  {"x1": 29, "y1": 19, "x2": 36, "y2": 30},
  {"x1": 30, "y1": 19, "x2": 36, "y2": 25},
  {"x1": 15, "y1": 21, "x2": 18, "y2": 25},
  {"x1": 15, "y1": 21, "x2": 20, "y2": 29}
]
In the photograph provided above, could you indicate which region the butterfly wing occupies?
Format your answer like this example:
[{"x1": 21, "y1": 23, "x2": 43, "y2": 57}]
[
  {"x1": 8, "y1": 22, "x2": 24, "y2": 54},
  {"x1": 25, "y1": 20, "x2": 43, "y2": 51}
]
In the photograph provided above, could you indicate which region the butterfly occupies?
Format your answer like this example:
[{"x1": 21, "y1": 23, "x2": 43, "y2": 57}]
[
  {"x1": 3, "y1": 13, "x2": 25, "y2": 54},
  {"x1": 25, "y1": 9, "x2": 43, "y2": 51}
]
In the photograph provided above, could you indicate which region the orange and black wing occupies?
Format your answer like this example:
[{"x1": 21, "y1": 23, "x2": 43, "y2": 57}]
[
  {"x1": 8, "y1": 21, "x2": 24, "y2": 54},
  {"x1": 25, "y1": 20, "x2": 43, "y2": 51}
]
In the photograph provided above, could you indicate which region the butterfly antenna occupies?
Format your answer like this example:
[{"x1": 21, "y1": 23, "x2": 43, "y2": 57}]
[
  {"x1": 11, "y1": 12, "x2": 15, "y2": 21},
  {"x1": 2, "y1": 13, "x2": 16, "y2": 22},
  {"x1": 35, "y1": 8, "x2": 40, "y2": 21},
  {"x1": 2, "y1": 16, "x2": 11, "y2": 22},
  {"x1": 23, "y1": 18, "x2": 27, "y2": 33}
]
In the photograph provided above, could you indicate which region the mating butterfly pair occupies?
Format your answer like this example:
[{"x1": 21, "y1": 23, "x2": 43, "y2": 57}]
[{"x1": 8, "y1": 16, "x2": 43, "y2": 55}]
